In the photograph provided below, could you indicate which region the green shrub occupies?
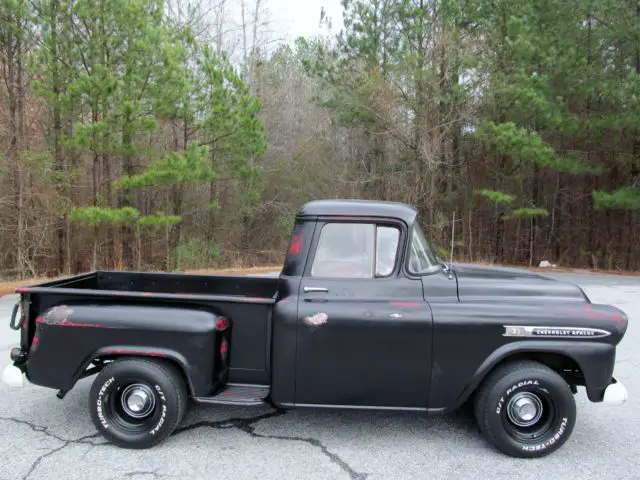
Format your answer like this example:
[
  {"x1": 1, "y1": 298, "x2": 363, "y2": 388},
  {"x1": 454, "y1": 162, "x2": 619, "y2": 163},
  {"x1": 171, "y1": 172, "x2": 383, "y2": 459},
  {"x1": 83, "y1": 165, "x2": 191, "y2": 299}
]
[{"x1": 172, "y1": 237, "x2": 221, "y2": 270}]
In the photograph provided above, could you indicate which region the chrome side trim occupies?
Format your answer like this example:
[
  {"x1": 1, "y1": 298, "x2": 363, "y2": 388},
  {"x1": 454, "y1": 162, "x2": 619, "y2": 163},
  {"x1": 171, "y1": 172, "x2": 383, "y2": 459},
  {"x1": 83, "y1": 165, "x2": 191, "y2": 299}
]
[
  {"x1": 279, "y1": 402, "x2": 427, "y2": 412},
  {"x1": 226, "y1": 383, "x2": 270, "y2": 388},
  {"x1": 503, "y1": 325, "x2": 611, "y2": 339},
  {"x1": 193, "y1": 397, "x2": 266, "y2": 406}
]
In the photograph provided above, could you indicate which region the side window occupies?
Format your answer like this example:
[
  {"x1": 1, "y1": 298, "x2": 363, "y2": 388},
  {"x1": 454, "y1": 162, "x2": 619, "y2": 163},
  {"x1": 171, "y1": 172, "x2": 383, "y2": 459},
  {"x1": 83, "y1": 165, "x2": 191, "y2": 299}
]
[
  {"x1": 311, "y1": 223, "x2": 400, "y2": 278},
  {"x1": 376, "y1": 226, "x2": 399, "y2": 276},
  {"x1": 407, "y1": 224, "x2": 439, "y2": 274}
]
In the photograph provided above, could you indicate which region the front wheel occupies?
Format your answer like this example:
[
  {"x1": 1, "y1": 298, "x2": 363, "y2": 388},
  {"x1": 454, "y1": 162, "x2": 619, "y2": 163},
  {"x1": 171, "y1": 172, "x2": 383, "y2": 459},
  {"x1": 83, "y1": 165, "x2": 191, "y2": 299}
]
[
  {"x1": 474, "y1": 360, "x2": 576, "y2": 458},
  {"x1": 89, "y1": 358, "x2": 187, "y2": 449}
]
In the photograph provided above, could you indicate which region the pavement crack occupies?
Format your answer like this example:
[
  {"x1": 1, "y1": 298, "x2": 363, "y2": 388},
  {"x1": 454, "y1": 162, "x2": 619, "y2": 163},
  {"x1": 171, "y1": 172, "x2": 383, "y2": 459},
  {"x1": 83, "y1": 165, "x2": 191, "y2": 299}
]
[
  {"x1": 20, "y1": 432, "x2": 104, "y2": 480},
  {"x1": 122, "y1": 468, "x2": 169, "y2": 479},
  {"x1": 5, "y1": 411, "x2": 367, "y2": 479},
  {"x1": 21, "y1": 441, "x2": 70, "y2": 480},
  {"x1": 0, "y1": 417, "x2": 104, "y2": 480},
  {"x1": 0, "y1": 416, "x2": 68, "y2": 443},
  {"x1": 247, "y1": 431, "x2": 367, "y2": 480},
  {"x1": 175, "y1": 410, "x2": 367, "y2": 480},
  {"x1": 173, "y1": 409, "x2": 286, "y2": 435},
  {"x1": 0, "y1": 416, "x2": 102, "y2": 445}
]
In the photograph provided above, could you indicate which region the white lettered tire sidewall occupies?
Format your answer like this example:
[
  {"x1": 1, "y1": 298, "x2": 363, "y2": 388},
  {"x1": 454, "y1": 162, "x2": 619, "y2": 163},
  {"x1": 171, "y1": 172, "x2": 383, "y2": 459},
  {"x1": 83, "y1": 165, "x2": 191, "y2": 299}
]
[
  {"x1": 89, "y1": 358, "x2": 186, "y2": 449},
  {"x1": 95, "y1": 376, "x2": 116, "y2": 430},
  {"x1": 476, "y1": 362, "x2": 576, "y2": 458}
]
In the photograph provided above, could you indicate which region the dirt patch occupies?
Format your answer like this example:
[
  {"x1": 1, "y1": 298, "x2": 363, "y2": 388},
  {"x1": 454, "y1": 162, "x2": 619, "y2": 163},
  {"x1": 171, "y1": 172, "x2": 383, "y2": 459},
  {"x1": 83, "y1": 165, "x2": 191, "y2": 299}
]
[{"x1": 183, "y1": 265, "x2": 281, "y2": 276}]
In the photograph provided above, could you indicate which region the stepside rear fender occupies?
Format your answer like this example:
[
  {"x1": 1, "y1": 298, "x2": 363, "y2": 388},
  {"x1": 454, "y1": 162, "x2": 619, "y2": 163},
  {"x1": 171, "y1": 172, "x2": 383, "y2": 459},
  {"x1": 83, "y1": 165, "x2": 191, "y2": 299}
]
[{"x1": 25, "y1": 304, "x2": 225, "y2": 396}]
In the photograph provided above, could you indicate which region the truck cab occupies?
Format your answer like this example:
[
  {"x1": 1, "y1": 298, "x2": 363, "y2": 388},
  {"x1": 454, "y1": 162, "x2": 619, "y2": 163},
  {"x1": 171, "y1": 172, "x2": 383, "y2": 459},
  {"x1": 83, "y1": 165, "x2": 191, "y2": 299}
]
[
  {"x1": 273, "y1": 199, "x2": 448, "y2": 410},
  {"x1": 3, "y1": 199, "x2": 629, "y2": 457}
]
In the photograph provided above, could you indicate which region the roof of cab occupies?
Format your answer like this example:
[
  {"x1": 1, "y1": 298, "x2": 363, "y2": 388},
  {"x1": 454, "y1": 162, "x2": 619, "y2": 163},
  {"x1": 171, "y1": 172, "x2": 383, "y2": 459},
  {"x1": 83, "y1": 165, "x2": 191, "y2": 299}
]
[{"x1": 297, "y1": 199, "x2": 418, "y2": 225}]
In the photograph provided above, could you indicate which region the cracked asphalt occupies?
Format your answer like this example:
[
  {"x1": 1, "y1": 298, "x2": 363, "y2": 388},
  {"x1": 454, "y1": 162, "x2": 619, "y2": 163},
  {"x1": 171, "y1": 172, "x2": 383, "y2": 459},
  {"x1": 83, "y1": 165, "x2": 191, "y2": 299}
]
[{"x1": 1, "y1": 272, "x2": 639, "y2": 480}]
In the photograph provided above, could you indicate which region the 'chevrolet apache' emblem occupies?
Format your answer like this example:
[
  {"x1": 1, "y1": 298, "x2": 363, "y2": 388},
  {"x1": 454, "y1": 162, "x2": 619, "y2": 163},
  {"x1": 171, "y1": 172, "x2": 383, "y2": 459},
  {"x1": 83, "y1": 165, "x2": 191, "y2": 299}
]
[{"x1": 503, "y1": 325, "x2": 611, "y2": 338}]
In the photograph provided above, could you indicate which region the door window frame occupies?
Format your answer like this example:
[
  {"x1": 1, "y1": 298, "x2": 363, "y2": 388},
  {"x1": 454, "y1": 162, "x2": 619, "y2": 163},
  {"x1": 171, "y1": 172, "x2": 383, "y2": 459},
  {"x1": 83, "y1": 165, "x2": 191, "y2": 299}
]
[
  {"x1": 403, "y1": 224, "x2": 445, "y2": 278},
  {"x1": 303, "y1": 217, "x2": 407, "y2": 280}
]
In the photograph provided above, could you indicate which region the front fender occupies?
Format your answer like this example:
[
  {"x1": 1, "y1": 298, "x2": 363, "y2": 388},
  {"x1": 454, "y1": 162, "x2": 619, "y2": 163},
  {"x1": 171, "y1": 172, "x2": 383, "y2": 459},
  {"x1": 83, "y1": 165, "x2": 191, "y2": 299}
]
[{"x1": 442, "y1": 340, "x2": 616, "y2": 413}]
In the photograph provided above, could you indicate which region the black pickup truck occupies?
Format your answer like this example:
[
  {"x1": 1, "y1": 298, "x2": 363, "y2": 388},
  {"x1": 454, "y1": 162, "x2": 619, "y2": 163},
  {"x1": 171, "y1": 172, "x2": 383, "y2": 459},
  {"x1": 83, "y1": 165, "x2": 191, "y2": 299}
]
[{"x1": 3, "y1": 199, "x2": 629, "y2": 457}]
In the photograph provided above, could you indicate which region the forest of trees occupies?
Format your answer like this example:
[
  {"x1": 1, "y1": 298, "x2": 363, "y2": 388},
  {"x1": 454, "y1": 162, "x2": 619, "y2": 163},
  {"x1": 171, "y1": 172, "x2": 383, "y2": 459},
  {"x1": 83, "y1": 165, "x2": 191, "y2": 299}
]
[{"x1": 1, "y1": 0, "x2": 639, "y2": 279}]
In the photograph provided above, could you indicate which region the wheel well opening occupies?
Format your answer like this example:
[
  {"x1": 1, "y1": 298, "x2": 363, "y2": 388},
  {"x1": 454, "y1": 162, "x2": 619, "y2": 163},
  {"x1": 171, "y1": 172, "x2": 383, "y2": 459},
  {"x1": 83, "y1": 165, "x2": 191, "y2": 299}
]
[
  {"x1": 159, "y1": 357, "x2": 193, "y2": 396},
  {"x1": 90, "y1": 355, "x2": 194, "y2": 396},
  {"x1": 494, "y1": 352, "x2": 585, "y2": 387}
]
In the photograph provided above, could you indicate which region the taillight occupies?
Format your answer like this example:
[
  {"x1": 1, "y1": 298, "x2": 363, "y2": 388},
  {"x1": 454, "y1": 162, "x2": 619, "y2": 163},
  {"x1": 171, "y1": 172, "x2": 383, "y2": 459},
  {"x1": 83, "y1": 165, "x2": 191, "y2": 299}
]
[
  {"x1": 30, "y1": 335, "x2": 39, "y2": 352},
  {"x1": 10, "y1": 347, "x2": 26, "y2": 362},
  {"x1": 216, "y1": 317, "x2": 229, "y2": 331}
]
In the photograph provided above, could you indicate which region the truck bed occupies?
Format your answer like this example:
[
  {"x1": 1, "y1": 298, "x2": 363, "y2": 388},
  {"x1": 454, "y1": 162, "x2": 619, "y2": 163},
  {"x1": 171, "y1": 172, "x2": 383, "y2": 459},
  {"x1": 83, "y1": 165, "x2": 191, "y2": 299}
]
[
  {"x1": 20, "y1": 270, "x2": 279, "y2": 300},
  {"x1": 18, "y1": 270, "x2": 280, "y2": 387}
]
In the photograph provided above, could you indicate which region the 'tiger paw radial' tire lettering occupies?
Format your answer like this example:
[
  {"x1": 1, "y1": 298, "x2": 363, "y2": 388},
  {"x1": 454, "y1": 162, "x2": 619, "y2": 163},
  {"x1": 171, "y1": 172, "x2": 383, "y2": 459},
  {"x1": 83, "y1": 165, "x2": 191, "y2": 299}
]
[
  {"x1": 89, "y1": 358, "x2": 187, "y2": 449},
  {"x1": 474, "y1": 360, "x2": 576, "y2": 458}
]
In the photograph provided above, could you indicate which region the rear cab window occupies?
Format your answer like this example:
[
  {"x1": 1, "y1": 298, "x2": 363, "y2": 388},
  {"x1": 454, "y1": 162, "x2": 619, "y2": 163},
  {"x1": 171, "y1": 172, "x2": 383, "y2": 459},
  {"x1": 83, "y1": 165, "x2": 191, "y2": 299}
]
[{"x1": 311, "y1": 223, "x2": 400, "y2": 278}]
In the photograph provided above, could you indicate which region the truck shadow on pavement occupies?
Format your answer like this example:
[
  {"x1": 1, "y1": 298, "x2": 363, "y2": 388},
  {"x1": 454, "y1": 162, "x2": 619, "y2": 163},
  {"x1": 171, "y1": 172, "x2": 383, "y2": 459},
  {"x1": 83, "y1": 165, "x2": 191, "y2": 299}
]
[
  {"x1": 1, "y1": 378, "x2": 487, "y2": 480},
  {"x1": 174, "y1": 401, "x2": 482, "y2": 480}
]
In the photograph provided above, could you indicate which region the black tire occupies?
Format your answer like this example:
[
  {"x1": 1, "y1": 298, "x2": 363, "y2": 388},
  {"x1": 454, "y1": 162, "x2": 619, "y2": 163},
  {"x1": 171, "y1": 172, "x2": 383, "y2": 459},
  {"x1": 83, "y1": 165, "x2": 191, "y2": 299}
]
[
  {"x1": 474, "y1": 360, "x2": 576, "y2": 458},
  {"x1": 89, "y1": 358, "x2": 187, "y2": 449}
]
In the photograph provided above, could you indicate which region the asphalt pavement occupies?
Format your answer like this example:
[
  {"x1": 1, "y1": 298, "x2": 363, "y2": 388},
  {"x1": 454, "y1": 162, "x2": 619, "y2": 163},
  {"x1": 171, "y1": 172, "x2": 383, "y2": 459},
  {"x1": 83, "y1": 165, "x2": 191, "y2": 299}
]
[{"x1": 0, "y1": 271, "x2": 639, "y2": 480}]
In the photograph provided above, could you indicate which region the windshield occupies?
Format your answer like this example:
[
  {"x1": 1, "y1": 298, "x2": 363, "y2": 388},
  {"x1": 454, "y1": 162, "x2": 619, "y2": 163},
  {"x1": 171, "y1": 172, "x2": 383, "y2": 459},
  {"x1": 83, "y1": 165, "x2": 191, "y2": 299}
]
[{"x1": 407, "y1": 224, "x2": 440, "y2": 274}]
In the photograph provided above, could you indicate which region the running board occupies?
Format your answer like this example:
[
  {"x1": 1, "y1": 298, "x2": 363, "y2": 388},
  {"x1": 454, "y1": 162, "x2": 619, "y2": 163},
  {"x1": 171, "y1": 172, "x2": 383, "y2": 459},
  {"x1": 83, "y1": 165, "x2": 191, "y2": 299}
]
[{"x1": 193, "y1": 384, "x2": 270, "y2": 406}]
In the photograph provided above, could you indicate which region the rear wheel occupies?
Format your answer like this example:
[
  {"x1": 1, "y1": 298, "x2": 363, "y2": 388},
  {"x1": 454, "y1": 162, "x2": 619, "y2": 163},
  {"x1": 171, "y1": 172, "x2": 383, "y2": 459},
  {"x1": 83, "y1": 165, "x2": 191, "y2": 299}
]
[
  {"x1": 474, "y1": 360, "x2": 576, "y2": 458},
  {"x1": 89, "y1": 358, "x2": 187, "y2": 449}
]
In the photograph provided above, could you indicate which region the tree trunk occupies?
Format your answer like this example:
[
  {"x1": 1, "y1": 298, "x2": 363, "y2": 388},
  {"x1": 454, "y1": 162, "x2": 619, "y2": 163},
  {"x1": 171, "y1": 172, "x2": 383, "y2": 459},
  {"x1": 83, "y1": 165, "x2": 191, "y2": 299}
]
[
  {"x1": 4, "y1": 7, "x2": 27, "y2": 276},
  {"x1": 51, "y1": 0, "x2": 66, "y2": 274},
  {"x1": 121, "y1": 116, "x2": 135, "y2": 269}
]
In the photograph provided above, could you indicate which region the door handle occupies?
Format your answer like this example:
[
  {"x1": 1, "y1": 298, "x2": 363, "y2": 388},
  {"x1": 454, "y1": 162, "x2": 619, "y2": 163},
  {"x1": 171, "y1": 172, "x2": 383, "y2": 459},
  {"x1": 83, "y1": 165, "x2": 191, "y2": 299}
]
[{"x1": 303, "y1": 286, "x2": 329, "y2": 293}]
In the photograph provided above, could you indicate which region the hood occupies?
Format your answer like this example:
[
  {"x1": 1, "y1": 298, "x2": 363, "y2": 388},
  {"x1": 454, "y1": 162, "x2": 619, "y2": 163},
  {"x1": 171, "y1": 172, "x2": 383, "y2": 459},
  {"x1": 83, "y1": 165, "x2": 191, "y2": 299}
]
[{"x1": 451, "y1": 263, "x2": 590, "y2": 303}]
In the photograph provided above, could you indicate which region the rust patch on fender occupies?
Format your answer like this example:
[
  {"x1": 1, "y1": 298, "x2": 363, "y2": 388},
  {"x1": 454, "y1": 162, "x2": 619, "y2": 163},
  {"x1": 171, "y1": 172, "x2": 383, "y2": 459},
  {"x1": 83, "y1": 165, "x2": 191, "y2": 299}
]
[
  {"x1": 43, "y1": 306, "x2": 100, "y2": 328},
  {"x1": 102, "y1": 349, "x2": 166, "y2": 357}
]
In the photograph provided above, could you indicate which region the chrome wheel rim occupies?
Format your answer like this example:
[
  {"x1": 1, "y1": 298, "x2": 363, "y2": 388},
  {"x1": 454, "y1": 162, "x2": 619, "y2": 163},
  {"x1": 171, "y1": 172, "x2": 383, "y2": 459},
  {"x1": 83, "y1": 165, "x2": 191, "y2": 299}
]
[
  {"x1": 507, "y1": 391, "x2": 543, "y2": 427},
  {"x1": 120, "y1": 383, "x2": 156, "y2": 419}
]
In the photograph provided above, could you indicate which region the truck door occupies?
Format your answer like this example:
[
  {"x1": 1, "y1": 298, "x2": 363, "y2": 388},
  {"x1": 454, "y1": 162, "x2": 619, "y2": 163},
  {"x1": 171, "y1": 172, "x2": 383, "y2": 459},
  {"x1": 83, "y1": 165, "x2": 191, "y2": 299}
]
[{"x1": 294, "y1": 219, "x2": 433, "y2": 409}]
